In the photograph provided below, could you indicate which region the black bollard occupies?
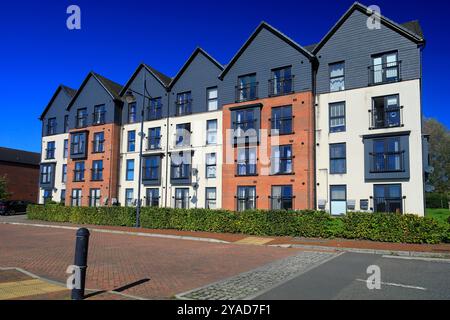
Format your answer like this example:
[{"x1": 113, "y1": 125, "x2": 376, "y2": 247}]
[{"x1": 71, "y1": 228, "x2": 90, "y2": 300}]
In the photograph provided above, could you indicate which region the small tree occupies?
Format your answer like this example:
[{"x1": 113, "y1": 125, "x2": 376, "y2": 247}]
[{"x1": 0, "y1": 175, "x2": 10, "y2": 201}]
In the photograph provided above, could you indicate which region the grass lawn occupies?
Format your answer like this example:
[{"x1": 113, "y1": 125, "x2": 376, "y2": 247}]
[{"x1": 426, "y1": 208, "x2": 450, "y2": 225}]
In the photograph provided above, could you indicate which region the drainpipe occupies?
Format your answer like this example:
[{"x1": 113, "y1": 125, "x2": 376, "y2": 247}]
[
  {"x1": 164, "y1": 91, "x2": 171, "y2": 207},
  {"x1": 311, "y1": 58, "x2": 319, "y2": 210}
]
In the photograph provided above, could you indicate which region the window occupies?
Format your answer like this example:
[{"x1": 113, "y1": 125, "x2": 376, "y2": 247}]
[
  {"x1": 330, "y1": 143, "x2": 346, "y2": 174},
  {"x1": 176, "y1": 92, "x2": 192, "y2": 116},
  {"x1": 148, "y1": 127, "x2": 161, "y2": 150},
  {"x1": 234, "y1": 109, "x2": 256, "y2": 134},
  {"x1": 89, "y1": 189, "x2": 101, "y2": 207},
  {"x1": 330, "y1": 185, "x2": 346, "y2": 215},
  {"x1": 148, "y1": 98, "x2": 162, "y2": 120},
  {"x1": 371, "y1": 95, "x2": 401, "y2": 129},
  {"x1": 46, "y1": 141, "x2": 55, "y2": 159},
  {"x1": 329, "y1": 102, "x2": 346, "y2": 133},
  {"x1": 126, "y1": 159, "x2": 134, "y2": 181},
  {"x1": 237, "y1": 74, "x2": 257, "y2": 102},
  {"x1": 47, "y1": 118, "x2": 57, "y2": 135},
  {"x1": 128, "y1": 103, "x2": 137, "y2": 123},
  {"x1": 271, "y1": 106, "x2": 292, "y2": 135},
  {"x1": 371, "y1": 52, "x2": 399, "y2": 85},
  {"x1": 143, "y1": 156, "x2": 159, "y2": 181},
  {"x1": 60, "y1": 189, "x2": 66, "y2": 204},
  {"x1": 62, "y1": 164, "x2": 67, "y2": 183},
  {"x1": 236, "y1": 186, "x2": 256, "y2": 211},
  {"x1": 371, "y1": 137, "x2": 403, "y2": 173},
  {"x1": 63, "y1": 139, "x2": 68, "y2": 158},
  {"x1": 270, "y1": 66, "x2": 293, "y2": 96},
  {"x1": 330, "y1": 62, "x2": 345, "y2": 92},
  {"x1": 76, "y1": 108, "x2": 88, "y2": 128},
  {"x1": 71, "y1": 189, "x2": 82, "y2": 207},
  {"x1": 206, "y1": 153, "x2": 216, "y2": 178},
  {"x1": 207, "y1": 87, "x2": 218, "y2": 111},
  {"x1": 64, "y1": 115, "x2": 69, "y2": 133},
  {"x1": 205, "y1": 188, "x2": 217, "y2": 209},
  {"x1": 125, "y1": 189, "x2": 134, "y2": 207},
  {"x1": 374, "y1": 184, "x2": 402, "y2": 214},
  {"x1": 93, "y1": 132, "x2": 105, "y2": 153},
  {"x1": 40, "y1": 165, "x2": 53, "y2": 184},
  {"x1": 174, "y1": 188, "x2": 189, "y2": 209},
  {"x1": 146, "y1": 189, "x2": 159, "y2": 207},
  {"x1": 271, "y1": 185, "x2": 293, "y2": 210},
  {"x1": 128, "y1": 130, "x2": 136, "y2": 152},
  {"x1": 175, "y1": 123, "x2": 191, "y2": 147},
  {"x1": 93, "y1": 104, "x2": 106, "y2": 125},
  {"x1": 171, "y1": 152, "x2": 191, "y2": 180},
  {"x1": 74, "y1": 161, "x2": 85, "y2": 182},
  {"x1": 43, "y1": 190, "x2": 52, "y2": 204},
  {"x1": 71, "y1": 132, "x2": 86, "y2": 156},
  {"x1": 271, "y1": 145, "x2": 293, "y2": 175},
  {"x1": 206, "y1": 119, "x2": 218, "y2": 145},
  {"x1": 91, "y1": 160, "x2": 103, "y2": 181},
  {"x1": 237, "y1": 147, "x2": 257, "y2": 176}
]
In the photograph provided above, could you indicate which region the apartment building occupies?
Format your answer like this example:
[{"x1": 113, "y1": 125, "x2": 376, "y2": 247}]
[
  {"x1": 38, "y1": 2, "x2": 427, "y2": 215},
  {"x1": 313, "y1": 3, "x2": 426, "y2": 216}
]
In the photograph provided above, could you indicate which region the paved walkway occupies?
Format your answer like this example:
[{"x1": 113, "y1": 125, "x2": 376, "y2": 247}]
[{"x1": 0, "y1": 223, "x2": 302, "y2": 299}]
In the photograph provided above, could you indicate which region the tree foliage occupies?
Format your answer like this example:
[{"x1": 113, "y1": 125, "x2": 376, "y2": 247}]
[{"x1": 0, "y1": 175, "x2": 10, "y2": 201}]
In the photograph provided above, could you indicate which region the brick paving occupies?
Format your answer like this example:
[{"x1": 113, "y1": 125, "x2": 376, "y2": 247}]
[{"x1": 0, "y1": 224, "x2": 301, "y2": 299}]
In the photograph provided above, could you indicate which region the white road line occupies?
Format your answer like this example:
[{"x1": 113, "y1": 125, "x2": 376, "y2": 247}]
[
  {"x1": 382, "y1": 255, "x2": 450, "y2": 263},
  {"x1": 356, "y1": 279, "x2": 427, "y2": 291}
]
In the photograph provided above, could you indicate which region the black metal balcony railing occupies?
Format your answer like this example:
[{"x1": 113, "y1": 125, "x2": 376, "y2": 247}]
[
  {"x1": 175, "y1": 100, "x2": 192, "y2": 116},
  {"x1": 46, "y1": 149, "x2": 55, "y2": 159},
  {"x1": 233, "y1": 119, "x2": 257, "y2": 133},
  {"x1": 269, "y1": 196, "x2": 295, "y2": 210},
  {"x1": 368, "y1": 61, "x2": 402, "y2": 85},
  {"x1": 270, "y1": 157, "x2": 294, "y2": 175},
  {"x1": 73, "y1": 170, "x2": 85, "y2": 182},
  {"x1": 268, "y1": 76, "x2": 294, "y2": 96},
  {"x1": 373, "y1": 197, "x2": 403, "y2": 214},
  {"x1": 171, "y1": 164, "x2": 191, "y2": 180},
  {"x1": 146, "y1": 197, "x2": 160, "y2": 207},
  {"x1": 235, "y1": 196, "x2": 257, "y2": 211},
  {"x1": 235, "y1": 82, "x2": 258, "y2": 103},
  {"x1": 92, "y1": 111, "x2": 106, "y2": 125},
  {"x1": 142, "y1": 166, "x2": 159, "y2": 181},
  {"x1": 46, "y1": 125, "x2": 57, "y2": 135},
  {"x1": 92, "y1": 140, "x2": 105, "y2": 153},
  {"x1": 369, "y1": 106, "x2": 403, "y2": 130},
  {"x1": 147, "y1": 105, "x2": 162, "y2": 121},
  {"x1": 174, "y1": 196, "x2": 190, "y2": 209},
  {"x1": 75, "y1": 115, "x2": 88, "y2": 129},
  {"x1": 270, "y1": 117, "x2": 293, "y2": 135},
  {"x1": 91, "y1": 169, "x2": 103, "y2": 181},
  {"x1": 370, "y1": 151, "x2": 405, "y2": 173},
  {"x1": 148, "y1": 137, "x2": 161, "y2": 150},
  {"x1": 236, "y1": 161, "x2": 257, "y2": 176}
]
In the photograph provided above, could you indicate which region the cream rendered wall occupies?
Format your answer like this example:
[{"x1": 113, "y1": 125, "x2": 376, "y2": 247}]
[
  {"x1": 39, "y1": 133, "x2": 69, "y2": 204},
  {"x1": 118, "y1": 110, "x2": 222, "y2": 209},
  {"x1": 316, "y1": 79, "x2": 425, "y2": 216}
]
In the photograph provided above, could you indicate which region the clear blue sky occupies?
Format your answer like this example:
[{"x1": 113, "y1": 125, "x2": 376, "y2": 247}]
[{"x1": 0, "y1": 0, "x2": 448, "y2": 153}]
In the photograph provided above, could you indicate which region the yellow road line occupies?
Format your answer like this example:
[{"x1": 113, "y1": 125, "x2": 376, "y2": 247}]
[
  {"x1": 235, "y1": 237, "x2": 274, "y2": 245},
  {"x1": 0, "y1": 279, "x2": 67, "y2": 300}
]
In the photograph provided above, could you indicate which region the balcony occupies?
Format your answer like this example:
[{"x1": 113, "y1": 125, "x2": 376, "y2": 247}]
[
  {"x1": 92, "y1": 140, "x2": 105, "y2": 153},
  {"x1": 235, "y1": 196, "x2": 257, "y2": 211},
  {"x1": 369, "y1": 106, "x2": 403, "y2": 130},
  {"x1": 175, "y1": 100, "x2": 192, "y2": 116},
  {"x1": 373, "y1": 197, "x2": 404, "y2": 214},
  {"x1": 92, "y1": 111, "x2": 106, "y2": 125},
  {"x1": 368, "y1": 61, "x2": 402, "y2": 86},
  {"x1": 148, "y1": 137, "x2": 161, "y2": 150},
  {"x1": 235, "y1": 82, "x2": 258, "y2": 103},
  {"x1": 73, "y1": 170, "x2": 85, "y2": 182},
  {"x1": 236, "y1": 161, "x2": 257, "y2": 177},
  {"x1": 91, "y1": 169, "x2": 103, "y2": 181},
  {"x1": 75, "y1": 115, "x2": 88, "y2": 129},
  {"x1": 268, "y1": 76, "x2": 294, "y2": 97},
  {"x1": 270, "y1": 196, "x2": 295, "y2": 210},
  {"x1": 369, "y1": 151, "x2": 405, "y2": 173},
  {"x1": 270, "y1": 117, "x2": 293, "y2": 135},
  {"x1": 46, "y1": 125, "x2": 57, "y2": 136},
  {"x1": 147, "y1": 104, "x2": 162, "y2": 121}
]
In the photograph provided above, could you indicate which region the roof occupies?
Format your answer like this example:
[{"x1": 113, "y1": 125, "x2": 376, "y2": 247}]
[
  {"x1": 67, "y1": 72, "x2": 123, "y2": 111},
  {"x1": 168, "y1": 47, "x2": 224, "y2": 89},
  {"x1": 312, "y1": 2, "x2": 425, "y2": 54},
  {"x1": 219, "y1": 21, "x2": 315, "y2": 80},
  {"x1": 119, "y1": 64, "x2": 172, "y2": 96},
  {"x1": 39, "y1": 85, "x2": 76, "y2": 120},
  {"x1": 0, "y1": 147, "x2": 40, "y2": 166}
]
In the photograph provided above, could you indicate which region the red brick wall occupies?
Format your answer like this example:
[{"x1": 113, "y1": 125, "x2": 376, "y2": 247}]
[
  {"x1": 66, "y1": 123, "x2": 121, "y2": 206},
  {"x1": 222, "y1": 92, "x2": 315, "y2": 211},
  {"x1": 0, "y1": 162, "x2": 39, "y2": 202}
]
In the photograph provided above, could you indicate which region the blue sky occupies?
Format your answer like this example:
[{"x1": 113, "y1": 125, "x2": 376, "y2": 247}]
[{"x1": 0, "y1": 0, "x2": 448, "y2": 153}]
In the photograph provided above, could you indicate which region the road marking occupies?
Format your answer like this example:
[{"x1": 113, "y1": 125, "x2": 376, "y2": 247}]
[
  {"x1": 382, "y1": 255, "x2": 450, "y2": 263},
  {"x1": 356, "y1": 279, "x2": 427, "y2": 291},
  {"x1": 235, "y1": 237, "x2": 274, "y2": 245},
  {"x1": 0, "y1": 279, "x2": 67, "y2": 300}
]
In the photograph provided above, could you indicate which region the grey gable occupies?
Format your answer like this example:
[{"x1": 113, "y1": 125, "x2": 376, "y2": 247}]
[
  {"x1": 119, "y1": 64, "x2": 172, "y2": 97},
  {"x1": 40, "y1": 85, "x2": 76, "y2": 120}
]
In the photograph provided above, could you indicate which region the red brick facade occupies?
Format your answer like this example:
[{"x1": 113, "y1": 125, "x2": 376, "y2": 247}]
[
  {"x1": 222, "y1": 92, "x2": 315, "y2": 211},
  {"x1": 0, "y1": 162, "x2": 39, "y2": 202},
  {"x1": 66, "y1": 123, "x2": 121, "y2": 206}
]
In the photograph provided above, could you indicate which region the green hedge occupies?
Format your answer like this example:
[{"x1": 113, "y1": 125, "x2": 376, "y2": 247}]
[
  {"x1": 426, "y1": 193, "x2": 449, "y2": 209},
  {"x1": 27, "y1": 205, "x2": 450, "y2": 244}
]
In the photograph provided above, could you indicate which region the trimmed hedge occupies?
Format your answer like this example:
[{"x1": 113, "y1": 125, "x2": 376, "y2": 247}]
[{"x1": 27, "y1": 205, "x2": 450, "y2": 244}]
